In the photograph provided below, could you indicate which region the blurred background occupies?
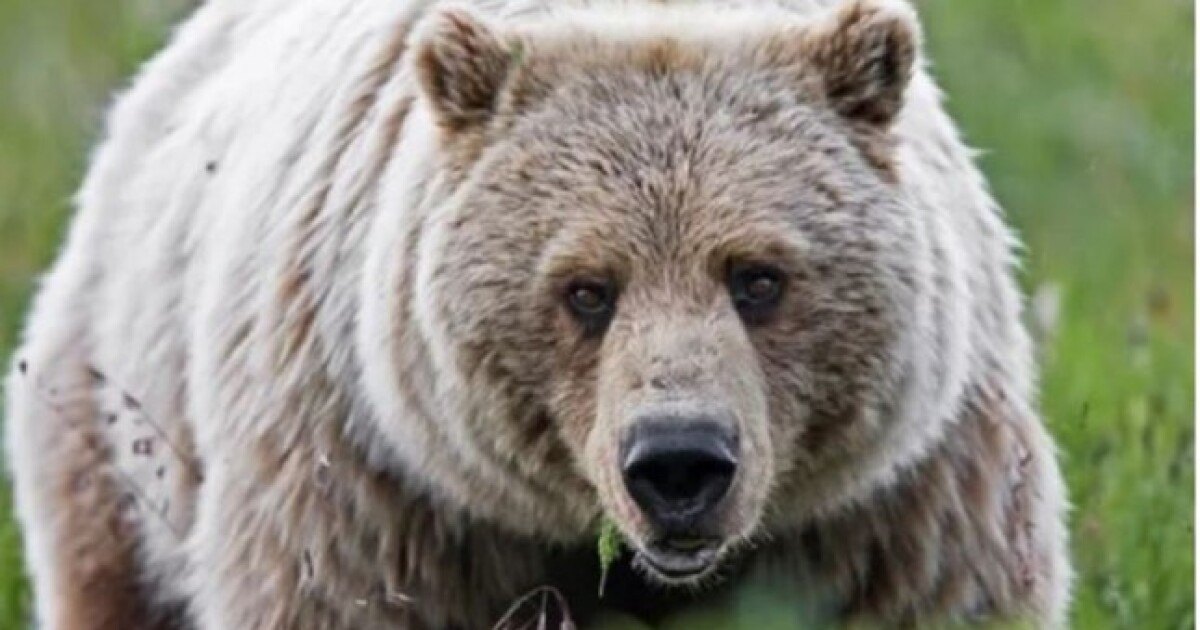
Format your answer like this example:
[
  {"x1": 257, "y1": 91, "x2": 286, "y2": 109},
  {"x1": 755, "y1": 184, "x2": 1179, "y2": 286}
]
[{"x1": 0, "y1": 0, "x2": 1192, "y2": 628}]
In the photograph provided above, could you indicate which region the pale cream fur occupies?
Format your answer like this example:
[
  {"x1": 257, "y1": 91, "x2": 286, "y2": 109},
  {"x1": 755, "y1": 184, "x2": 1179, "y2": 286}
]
[{"x1": 6, "y1": 0, "x2": 1070, "y2": 628}]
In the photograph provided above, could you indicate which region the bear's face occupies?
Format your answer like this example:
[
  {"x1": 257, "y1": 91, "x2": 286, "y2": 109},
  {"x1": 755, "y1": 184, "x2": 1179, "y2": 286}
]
[{"x1": 409, "y1": 0, "x2": 923, "y2": 584}]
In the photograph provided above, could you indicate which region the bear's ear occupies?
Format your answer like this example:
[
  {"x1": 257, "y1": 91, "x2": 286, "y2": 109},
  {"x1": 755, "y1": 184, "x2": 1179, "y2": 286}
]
[
  {"x1": 802, "y1": 0, "x2": 919, "y2": 127},
  {"x1": 412, "y1": 6, "x2": 518, "y2": 131}
]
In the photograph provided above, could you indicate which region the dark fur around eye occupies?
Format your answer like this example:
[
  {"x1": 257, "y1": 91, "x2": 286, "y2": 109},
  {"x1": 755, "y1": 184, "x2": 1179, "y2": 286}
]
[
  {"x1": 728, "y1": 263, "x2": 785, "y2": 324},
  {"x1": 565, "y1": 279, "x2": 617, "y2": 335}
]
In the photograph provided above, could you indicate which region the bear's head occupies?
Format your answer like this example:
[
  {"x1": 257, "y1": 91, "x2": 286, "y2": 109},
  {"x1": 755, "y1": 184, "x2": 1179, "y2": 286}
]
[{"x1": 384, "y1": 0, "x2": 957, "y2": 585}]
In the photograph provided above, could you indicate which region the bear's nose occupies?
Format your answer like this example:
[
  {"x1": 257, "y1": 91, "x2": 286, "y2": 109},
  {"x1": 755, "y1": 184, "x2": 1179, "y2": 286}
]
[{"x1": 620, "y1": 421, "x2": 738, "y2": 532}]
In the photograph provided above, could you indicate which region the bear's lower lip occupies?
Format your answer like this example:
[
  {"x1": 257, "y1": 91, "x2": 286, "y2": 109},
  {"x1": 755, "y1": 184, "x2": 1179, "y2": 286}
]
[{"x1": 637, "y1": 540, "x2": 721, "y2": 582}]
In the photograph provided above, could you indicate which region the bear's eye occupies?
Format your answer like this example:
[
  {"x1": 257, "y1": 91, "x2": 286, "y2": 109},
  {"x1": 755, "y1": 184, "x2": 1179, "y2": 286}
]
[
  {"x1": 565, "y1": 280, "x2": 617, "y2": 334},
  {"x1": 729, "y1": 263, "x2": 785, "y2": 324}
]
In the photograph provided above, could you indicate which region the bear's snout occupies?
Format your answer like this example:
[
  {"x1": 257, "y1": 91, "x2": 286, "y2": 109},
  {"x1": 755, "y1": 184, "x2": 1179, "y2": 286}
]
[{"x1": 620, "y1": 418, "x2": 738, "y2": 535}]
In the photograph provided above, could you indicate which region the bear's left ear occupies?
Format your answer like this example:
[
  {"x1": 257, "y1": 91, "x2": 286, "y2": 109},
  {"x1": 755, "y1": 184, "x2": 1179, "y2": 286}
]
[
  {"x1": 412, "y1": 6, "x2": 520, "y2": 131},
  {"x1": 801, "y1": 0, "x2": 919, "y2": 127}
]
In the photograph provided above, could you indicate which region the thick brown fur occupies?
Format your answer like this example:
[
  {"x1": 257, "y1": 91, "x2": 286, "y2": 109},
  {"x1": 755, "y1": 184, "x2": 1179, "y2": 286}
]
[{"x1": 5, "y1": 0, "x2": 1069, "y2": 628}]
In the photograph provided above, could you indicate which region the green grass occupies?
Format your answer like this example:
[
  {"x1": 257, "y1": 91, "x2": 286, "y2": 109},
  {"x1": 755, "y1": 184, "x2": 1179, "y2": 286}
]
[
  {"x1": 921, "y1": 2, "x2": 1194, "y2": 628},
  {"x1": 0, "y1": 0, "x2": 1192, "y2": 628}
]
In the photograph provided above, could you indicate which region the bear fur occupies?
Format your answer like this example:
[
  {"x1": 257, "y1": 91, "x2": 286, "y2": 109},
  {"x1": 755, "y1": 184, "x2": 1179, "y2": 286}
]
[{"x1": 4, "y1": 0, "x2": 1071, "y2": 627}]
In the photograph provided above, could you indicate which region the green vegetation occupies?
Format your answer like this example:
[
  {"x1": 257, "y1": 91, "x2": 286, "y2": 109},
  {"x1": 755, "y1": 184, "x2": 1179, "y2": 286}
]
[
  {"x1": 598, "y1": 518, "x2": 624, "y2": 598},
  {"x1": 0, "y1": 0, "x2": 1191, "y2": 627},
  {"x1": 923, "y1": 2, "x2": 1193, "y2": 628}
]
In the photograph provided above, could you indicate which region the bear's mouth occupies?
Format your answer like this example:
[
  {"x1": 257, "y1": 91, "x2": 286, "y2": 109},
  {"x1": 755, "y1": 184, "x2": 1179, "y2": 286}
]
[{"x1": 635, "y1": 538, "x2": 723, "y2": 583}]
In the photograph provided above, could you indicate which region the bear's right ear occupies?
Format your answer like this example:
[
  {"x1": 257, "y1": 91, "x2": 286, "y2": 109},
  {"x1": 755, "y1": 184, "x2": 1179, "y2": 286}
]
[{"x1": 412, "y1": 7, "x2": 519, "y2": 131}]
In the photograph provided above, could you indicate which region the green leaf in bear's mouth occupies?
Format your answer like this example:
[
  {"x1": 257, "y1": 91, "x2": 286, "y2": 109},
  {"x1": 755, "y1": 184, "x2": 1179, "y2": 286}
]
[{"x1": 597, "y1": 518, "x2": 623, "y2": 598}]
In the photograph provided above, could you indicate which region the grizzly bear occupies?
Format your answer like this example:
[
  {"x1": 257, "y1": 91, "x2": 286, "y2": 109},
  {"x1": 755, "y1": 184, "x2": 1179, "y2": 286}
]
[{"x1": 4, "y1": 0, "x2": 1070, "y2": 627}]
